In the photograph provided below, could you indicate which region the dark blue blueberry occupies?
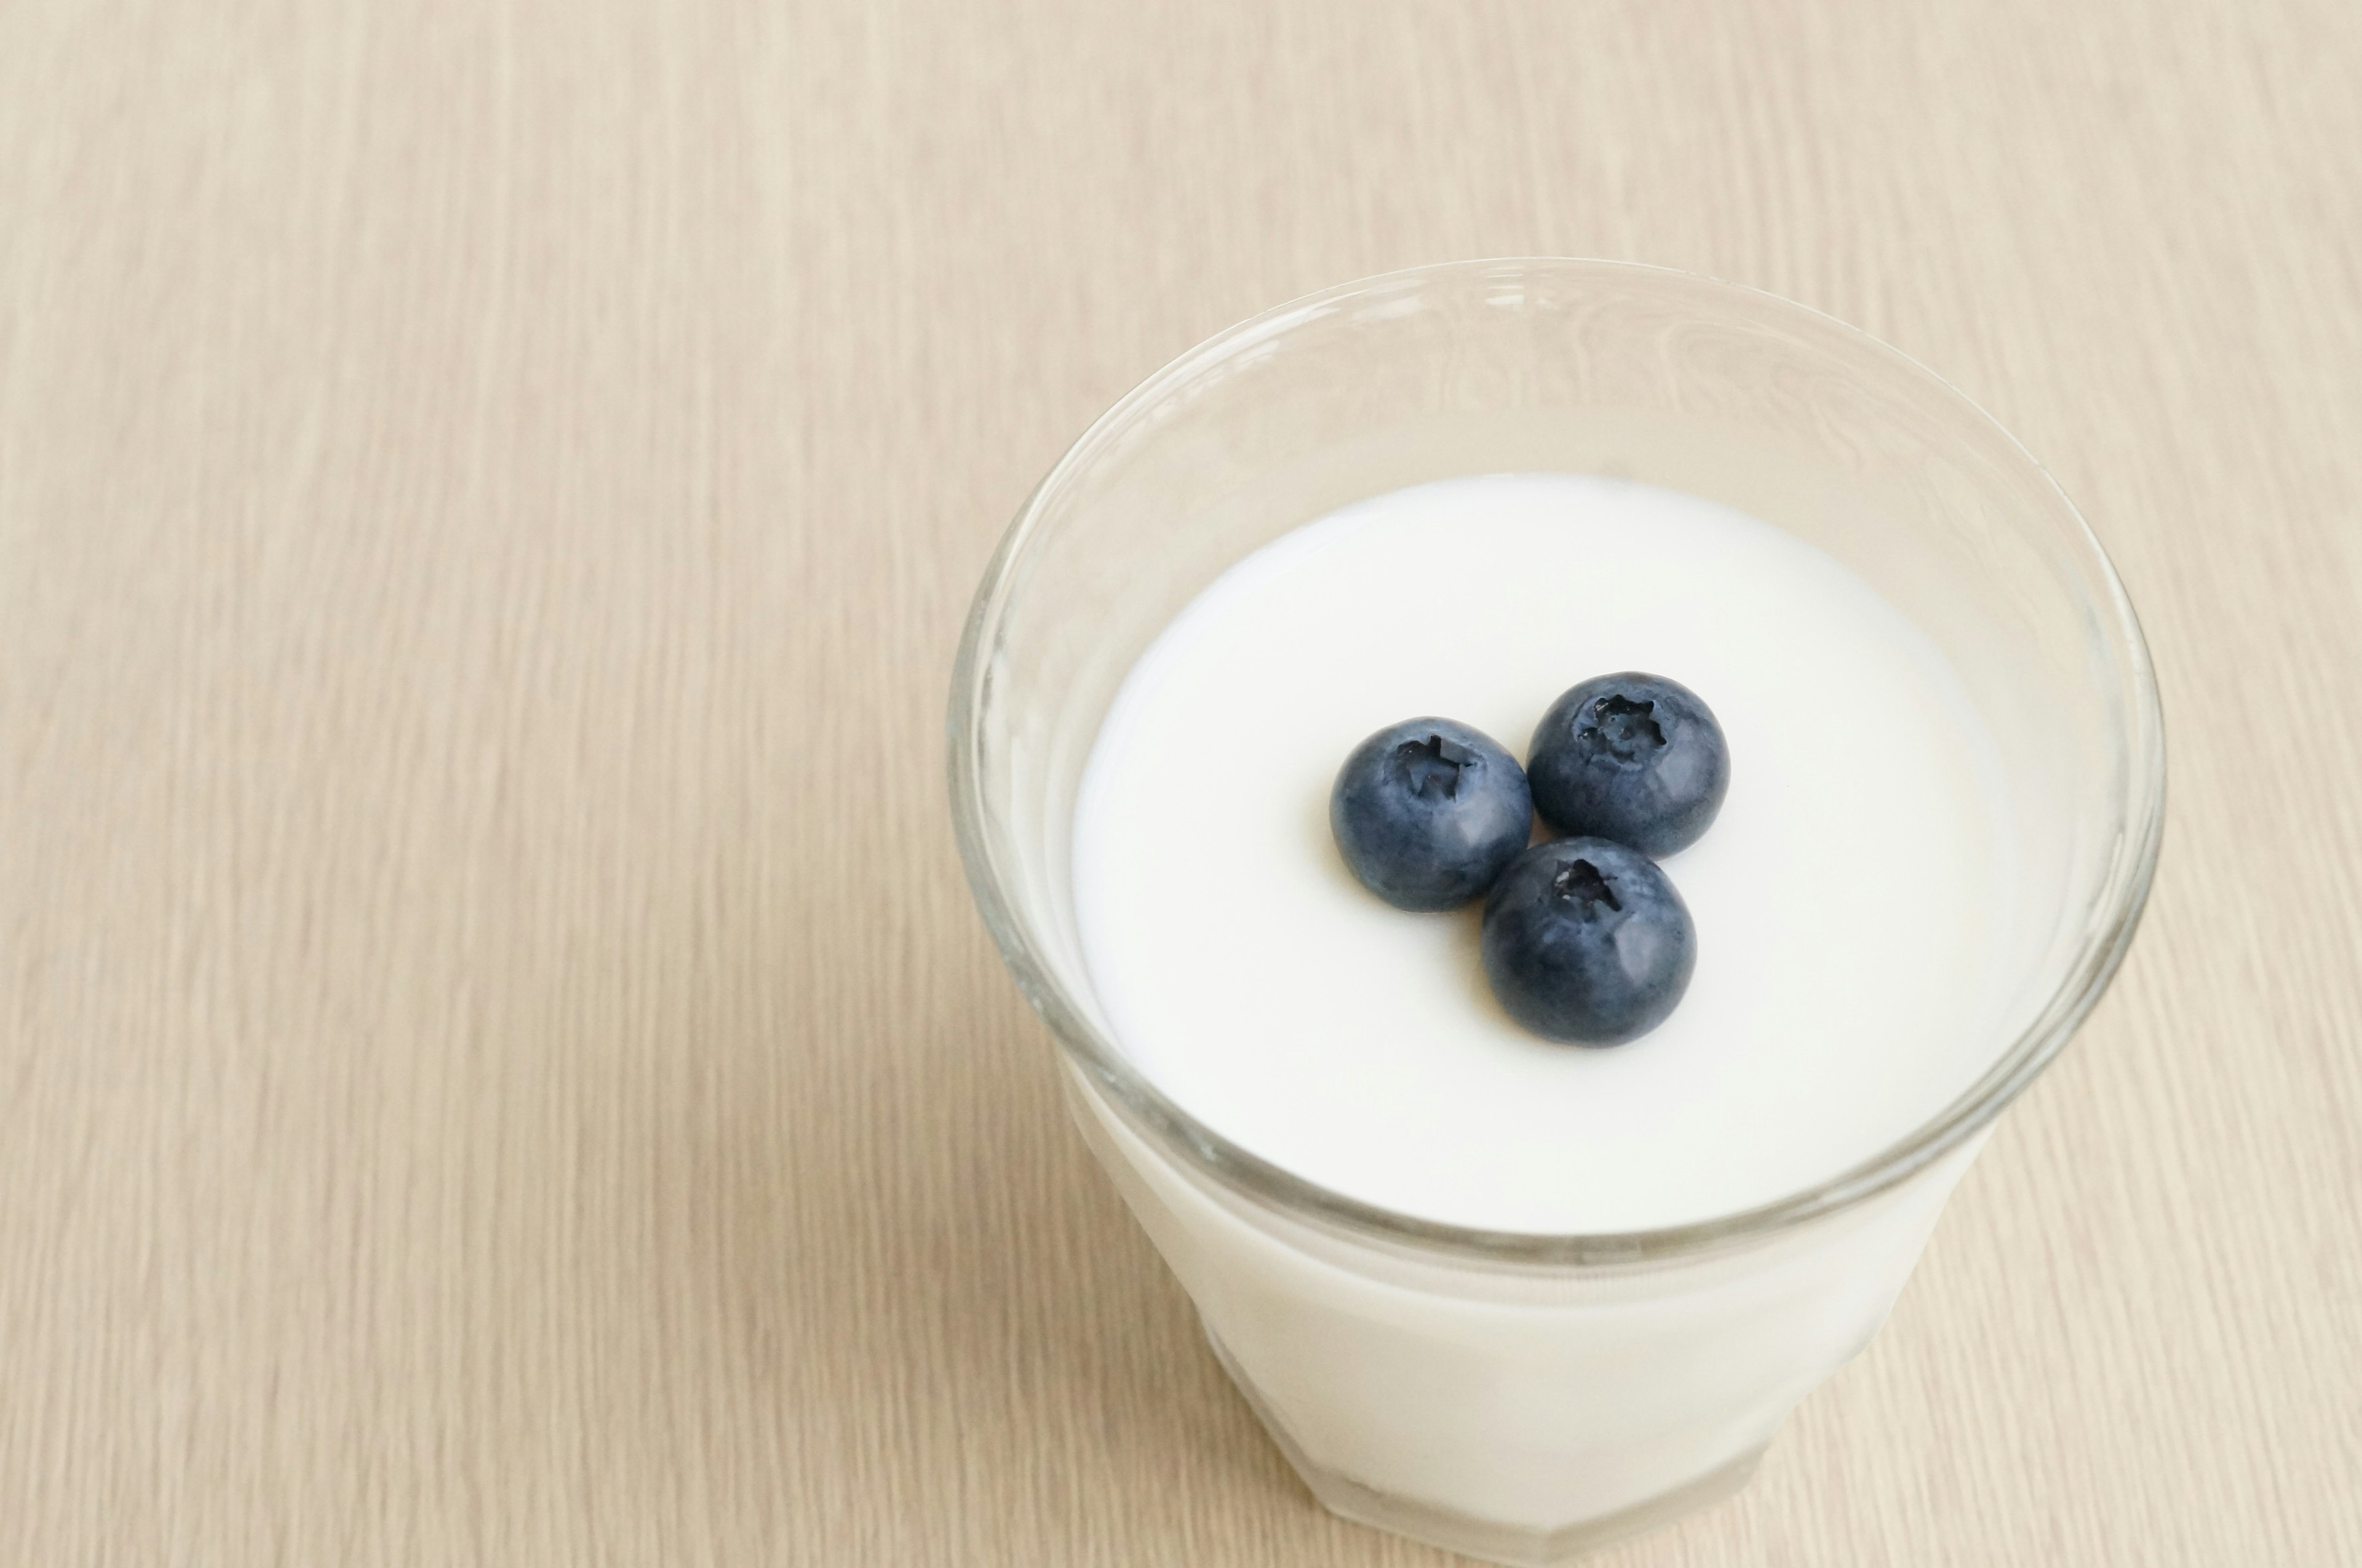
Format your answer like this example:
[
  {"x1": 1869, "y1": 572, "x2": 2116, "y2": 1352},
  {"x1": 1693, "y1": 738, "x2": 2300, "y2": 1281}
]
[
  {"x1": 1481, "y1": 837, "x2": 1696, "y2": 1045},
  {"x1": 1331, "y1": 718, "x2": 1533, "y2": 911},
  {"x1": 1527, "y1": 672, "x2": 1728, "y2": 856}
]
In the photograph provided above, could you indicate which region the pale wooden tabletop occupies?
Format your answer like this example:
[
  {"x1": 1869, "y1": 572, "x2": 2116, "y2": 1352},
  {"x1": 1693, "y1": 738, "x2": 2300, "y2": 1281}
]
[{"x1": 4, "y1": 2, "x2": 2358, "y2": 1563}]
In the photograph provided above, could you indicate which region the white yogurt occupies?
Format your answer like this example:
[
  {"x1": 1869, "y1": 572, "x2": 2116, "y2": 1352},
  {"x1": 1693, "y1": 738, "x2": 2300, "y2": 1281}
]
[{"x1": 1073, "y1": 473, "x2": 2015, "y2": 1235}]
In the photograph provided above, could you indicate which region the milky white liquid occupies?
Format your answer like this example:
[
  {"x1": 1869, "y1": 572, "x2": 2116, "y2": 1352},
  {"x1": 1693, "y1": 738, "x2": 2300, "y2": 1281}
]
[{"x1": 1073, "y1": 473, "x2": 2016, "y2": 1235}]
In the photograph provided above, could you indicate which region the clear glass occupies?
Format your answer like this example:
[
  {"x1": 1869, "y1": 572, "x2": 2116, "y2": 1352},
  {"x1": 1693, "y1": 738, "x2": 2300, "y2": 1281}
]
[{"x1": 947, "y1": 260, "x2": 2164, "y2": 1563}]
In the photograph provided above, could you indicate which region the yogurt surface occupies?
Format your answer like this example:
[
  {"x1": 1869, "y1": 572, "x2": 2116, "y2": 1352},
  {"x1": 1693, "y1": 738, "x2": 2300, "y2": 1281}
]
[{"x1": 1072, "y1": 473, "x2": 2016, "y2": 1233}]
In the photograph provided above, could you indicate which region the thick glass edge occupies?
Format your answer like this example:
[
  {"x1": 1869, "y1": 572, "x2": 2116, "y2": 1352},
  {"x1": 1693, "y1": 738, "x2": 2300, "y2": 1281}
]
[{"x1": 945, "y1": 257, "x2": 2169, "y2": 1270}]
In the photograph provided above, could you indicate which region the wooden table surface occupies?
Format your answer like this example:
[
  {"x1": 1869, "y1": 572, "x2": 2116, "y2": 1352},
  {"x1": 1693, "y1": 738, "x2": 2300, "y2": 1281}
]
[{"x1": 4, "y1": 2, "x2": 2359, "y2": 1562}]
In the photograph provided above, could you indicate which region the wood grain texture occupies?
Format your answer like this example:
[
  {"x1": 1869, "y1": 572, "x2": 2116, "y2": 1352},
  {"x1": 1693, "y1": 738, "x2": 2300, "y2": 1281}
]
[{"x1": 2, "y1": 1, "x2": 2358, "y2": 1562}]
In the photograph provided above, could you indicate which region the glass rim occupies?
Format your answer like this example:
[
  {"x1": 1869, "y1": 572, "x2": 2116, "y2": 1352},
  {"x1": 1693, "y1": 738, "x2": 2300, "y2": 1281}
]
[{"x1": 947, "y1": 257, "x2": 2167, "y2": 1268}]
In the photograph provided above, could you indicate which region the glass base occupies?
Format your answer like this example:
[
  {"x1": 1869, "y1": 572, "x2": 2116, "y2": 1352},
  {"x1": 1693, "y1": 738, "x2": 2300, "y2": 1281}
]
[{"x1": 1204, "y1": 1324, "x2": 1765, "y2": 1566}]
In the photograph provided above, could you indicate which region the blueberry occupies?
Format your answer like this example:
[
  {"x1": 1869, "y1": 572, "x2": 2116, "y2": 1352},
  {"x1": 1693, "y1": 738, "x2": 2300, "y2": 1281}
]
[
  {"x1": 1481, "y1": 838, "x2": 1696, "y2": 1045},
  {"x1": 1331, "y1": 718, "x2": 1533, "y2": 911},
  {"x1": 1527, "y1": 672, "x2": 1728, "y2": 856}
]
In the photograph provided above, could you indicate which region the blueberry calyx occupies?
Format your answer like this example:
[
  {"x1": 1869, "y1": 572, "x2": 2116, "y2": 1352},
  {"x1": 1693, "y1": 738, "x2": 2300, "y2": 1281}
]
[
  {"x1": 1552, "y1": 856, "x2": 1621, "y2": 912},
  {"x1": 1578, "y1": 694, "x2": 1665, "y2": 763},
  {"x1": 1398, "y1": 731, "x2": 1473, "y2": 799}
]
